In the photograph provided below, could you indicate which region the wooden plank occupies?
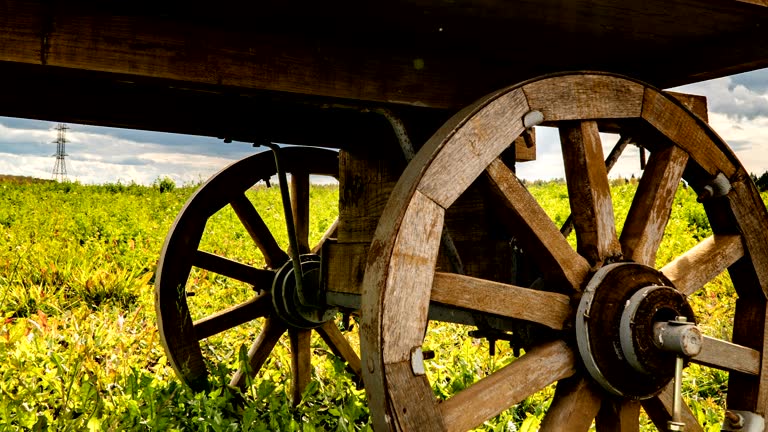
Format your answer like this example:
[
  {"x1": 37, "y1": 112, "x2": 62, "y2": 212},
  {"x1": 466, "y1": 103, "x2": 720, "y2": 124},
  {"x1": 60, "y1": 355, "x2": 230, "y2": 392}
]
[
  {"x1": 560, "y1": 120, "x2": 621, "y2": 266},
  {"x1": 325, "y1": 241, "x2": 368, "y2": 295},
  {"x1": 660, "y1": 234, "x2": 744, "y2": 296},
  {"x1": 290, "y1": 171, "x2": 311, "y2": 254},
  {"x1": 381, "y1": 190, "x2": 444, "y2": 364},
  {"x1": 337, "y1": 150, "x2": 401, "y2": 244},
  {"x1": 430, "y1": 272, "x2": 571, "y2": 330},
  {"x1": 386, "y1": 360, "x2": 446, "y2": 432},
  {"x1": 230, "y1": 318, "x2": 287, "y2": 389},
  {"x1": 439, "y1": 340, "x2": 576, "y2": 432},
  {"x1": 727, "y1": 297, "x2": 768, "y2": 415},
  {"x1": 523, "y1": 74, "x2": 644, "y2": 121},
  {"x1": 485, "y1": 158, "x2": 591, "y2": 290},
  {"x1": 191, "y1": 250, "x2": 275, "y2": 289},
  {"x1": 514, "y1": 129, "x2": 537, "y2": 162},
  {"x1": 539, "y1": 375, "x2": 602, "y2": 431},
  {"x1": 641, "y1": 383, "x2": 703, "y2": 432},
  {"x1": 641, "y1": 88, "x2": 737, "y2": 177},
  {"x1": 418, "y1": 88, "x2": 529, "y2": 208},
  {"x1": 666, "y1": 91, "x2": 709, "y2": 123},
  {"x1": 193, "y1": 294, "x2": 272, "y2": 341},
  {"x1": 692, "y1": 336, "x2": 761, "y2": 375},
  {"x1": 728, "y1": 181, "x2": 768, "y2": 297},
  {"x1": 316, "y1": 322, "x2": 362, "y2": 377},
  {"x1": 620, "y1": 145, "x2": 689, "y2": 266},
  {"x1": 289, "y1": 329, "x2": 312, "y2": 406},
  {"x1": 231, "y1": 194, "x2": 289, "y2": 269},
  {"x1": 595, "y1": 399, "x2": 640, "y2": 432}
]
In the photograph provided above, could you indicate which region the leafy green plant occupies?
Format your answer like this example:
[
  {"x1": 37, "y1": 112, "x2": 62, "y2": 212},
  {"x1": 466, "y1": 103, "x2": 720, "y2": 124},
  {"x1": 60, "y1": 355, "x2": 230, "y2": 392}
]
[{"x1": 0, "y1": 178, "x2": 765, "y2": 431}]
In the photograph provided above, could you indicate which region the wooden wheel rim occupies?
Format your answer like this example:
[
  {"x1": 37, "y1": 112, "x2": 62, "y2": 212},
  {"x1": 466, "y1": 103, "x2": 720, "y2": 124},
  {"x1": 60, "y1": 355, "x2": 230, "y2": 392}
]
[
  {"x1": 155, "y1": 146, "x2": 342, "y2": 391},
  {"x1": 361, "y1": 72, "x2": 768, "y2": 431}
]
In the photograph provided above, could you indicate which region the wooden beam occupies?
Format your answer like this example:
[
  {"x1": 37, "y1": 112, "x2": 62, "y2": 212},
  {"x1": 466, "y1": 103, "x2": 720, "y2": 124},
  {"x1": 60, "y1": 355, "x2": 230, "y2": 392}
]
[
  {"x1": 430, "y1": 272, "x2": 571, "y2": 330},
  {"x1": 693, "y1": 336, "x2": 761, "y2": 375},
  {"x1": 1, "y1": 0, "x2": 767, "y2": 116},
  {"x1": 660, "y1": 234, "x2": 744, "y2": 296},
  {"x1": 439, "y1": 340, "x2": 576, "y2": 432}
]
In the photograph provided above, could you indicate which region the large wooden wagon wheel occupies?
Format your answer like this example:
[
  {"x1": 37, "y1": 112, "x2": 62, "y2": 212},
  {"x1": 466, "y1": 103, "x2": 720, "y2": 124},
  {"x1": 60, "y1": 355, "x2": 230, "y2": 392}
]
[
  {"x1": 361, "y1": 72, "x2": 768, "y2": 431},
  {"x1": 155, "y1": 146, "x2": 361, "y2": 405}
]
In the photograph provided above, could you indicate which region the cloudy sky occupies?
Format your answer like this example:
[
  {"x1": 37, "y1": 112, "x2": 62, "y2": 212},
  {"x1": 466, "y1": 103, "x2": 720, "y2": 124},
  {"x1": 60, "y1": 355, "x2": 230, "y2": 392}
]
[{"x1": 0, "y1": 68, "x2": 766, "y2": 185}]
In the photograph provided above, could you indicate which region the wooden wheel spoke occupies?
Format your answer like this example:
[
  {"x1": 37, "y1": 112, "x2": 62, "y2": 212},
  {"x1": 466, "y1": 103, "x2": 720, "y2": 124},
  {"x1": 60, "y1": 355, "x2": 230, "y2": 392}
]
[
  {"x1": 289, "y1": 328, "x2": 312, "y2": 405},
  {"x1": 290, "y1": 171, "x2": 311, "y2": 254},
  {"x1": 316, "y1": 321, "x2": 362, "y2": 377},
  {"x1": 595, "y1": 399, "x2": 640, "y2": 432},
  {"x1": 620, "y1": 145, "x2": 689, "y2": 266},
  {"x1": 641, "y1": 383, "x2": 703, "y2": 432},
  {"x1": 192, "y1": 250, "x2": 275, "y2": 289},
  {"x1": 230, "y1": 318, "x2": 287, "y2": 389},
  {"x1": 439, "y1": 340, "x2": 576, "y2": 432},
  {"x1": 561, "y1": 134, "x2": 633, "y2": 237},
  {"x1": 691, "y1": 336, "x2": 761, "y2": 375},
  {"x1": 230, "y1": 193, "x2": 290, "y2": 269},
  {"x1": 539, "y1": 375, "x2": 601, "y2": 431},
  {"x1": 193, "y1": 294, "x2": 272, "y2": 340},
  {"x1": 485, "y1": 158, "x2": 590, "y2": 290},
  {"x1": 660, "y1": 234, "x2": 744, "y2": 296},
  {"x1": 559, "y1": 120, "x2": 621, "y2": 265},
  {"x1": 311, "y1": 218, "x2": 339, "y2": 255},
  {"x1": 430, "y1": 272, "x2": 571, "y2": 330}
]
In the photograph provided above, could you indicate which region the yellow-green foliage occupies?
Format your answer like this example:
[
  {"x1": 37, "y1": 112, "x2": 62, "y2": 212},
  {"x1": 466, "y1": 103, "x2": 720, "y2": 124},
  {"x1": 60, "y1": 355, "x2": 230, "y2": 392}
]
[{"x1": 0, "y1": 179, "x2": 766, "y2": 431}]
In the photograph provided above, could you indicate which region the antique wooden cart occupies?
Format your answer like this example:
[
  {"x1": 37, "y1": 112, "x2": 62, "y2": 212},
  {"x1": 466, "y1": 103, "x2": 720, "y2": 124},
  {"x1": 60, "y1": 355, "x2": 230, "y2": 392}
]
[{"x1": 2, "y1": 1, "x2": 768, "y2": 430}]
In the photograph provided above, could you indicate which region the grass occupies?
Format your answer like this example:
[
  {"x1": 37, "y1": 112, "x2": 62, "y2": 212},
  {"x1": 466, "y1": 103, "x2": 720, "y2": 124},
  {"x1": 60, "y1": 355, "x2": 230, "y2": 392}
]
[{"x1": 0, "y1": 177, "x2": 766, "y2": 431}]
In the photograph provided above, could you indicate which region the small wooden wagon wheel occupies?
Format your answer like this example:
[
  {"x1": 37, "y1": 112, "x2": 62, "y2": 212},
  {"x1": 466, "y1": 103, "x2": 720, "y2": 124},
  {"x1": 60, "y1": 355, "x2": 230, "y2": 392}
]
[
  {"x1": 155, "y1": 146, "x2": 361, "y2": 405},
  {"x1": 361, "y1": 72, "x2": 768, "y2": 431}
]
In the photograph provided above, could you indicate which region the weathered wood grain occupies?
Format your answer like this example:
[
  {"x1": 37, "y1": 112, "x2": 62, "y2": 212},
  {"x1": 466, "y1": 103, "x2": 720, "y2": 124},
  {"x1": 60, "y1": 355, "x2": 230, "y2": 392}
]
[
  {"x1": 486, "y1": 158, "x2": 590, "y2": 290},
  {"x1": 641, "y1": 383, "x2": 703, "y2": 432},
  {"x1": 539, "y1": 375, "x2": 602, "y2": 431},
  {"x1": 660, "y1": 234, "x2": 744, "y2": 296},
  {"x1": 514, "y1": 130, "x2": 537, "y2": 162},
  {"x1": 386, "y1": 360, "x2": 446, "y2": 432},
  {"x1": 666, "y1": 91, "x2": 709, "y2": 123},
  {"x1": 231, "y1": 194, "x2": 289, "y2": 269},
  {"x1": 418, "y1": 88, "x2": 529, "y2": 208},
  {"x1": 595, "y1": 399, "x2": 640, "y2": 432},
  {"x1": 560, "y1": 120, "x2": 621, "y2": 266},
  {"x1": 430, "y1": 272, "x2": 571, "y2": 330},
  {"x1": 439, "y1": 340, "x2": 576, "y2": 432},
  {"x1": 193, "y1": 294, "x2": 272, "y2": 341},
  {"x1": 620, "y1": 145, "x2": 689, "y2": 266},
  {"x1": 191, "y1": 250, "x2": 275, "y2": 289},
  {"x1": 317, "y1": 321, "x2": 363, "y2": 377},
  {"x1": 289, "y1": 329, "x2": 312, "y2": 406},
  {"x1": 641, "y1": 88, "x2": 737, "y2": 177},
  {"x1": 290, "y1": 171, "x2": 311, "y2": 254},
  {"x1": 693, "y1": 336, "x2": 761, "y2": 375},
  {"x1": 727, "y1": 297, "x2": 768, "y2": 416},
  {"x1": 325, "y1": 241, "x2": 368, "y2": 295},
  {"x1": 523, "y1": 74, "x2": 644, "y2": 121},
  {"x1": 337, "y1": 151, "x2": 401, "y2": 244},
  {"x1": 727, "y1": 181, "x2": 768, "y2": 297},
  {"x1": 381, "y1": 190, "x2": 444, "y2": 364},
  {"x1": 230, "y1": 318, "x2": 287, "y2": 389}
]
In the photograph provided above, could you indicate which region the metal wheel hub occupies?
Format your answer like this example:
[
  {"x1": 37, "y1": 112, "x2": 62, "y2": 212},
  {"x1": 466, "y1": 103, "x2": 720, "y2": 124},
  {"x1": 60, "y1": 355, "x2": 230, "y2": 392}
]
[
  {"x1": 575, "y1": 262, "x2": 695, "y2": 399},
  {"x1": 271, "y1": 254, "x2": 337, "y2": 329}
]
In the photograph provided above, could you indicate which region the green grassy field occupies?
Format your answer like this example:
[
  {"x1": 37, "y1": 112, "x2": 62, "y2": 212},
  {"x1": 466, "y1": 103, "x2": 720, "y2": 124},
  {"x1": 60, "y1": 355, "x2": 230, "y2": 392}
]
[{"x1": 0, "y1": 178, "x2": 766, "y2": 431}]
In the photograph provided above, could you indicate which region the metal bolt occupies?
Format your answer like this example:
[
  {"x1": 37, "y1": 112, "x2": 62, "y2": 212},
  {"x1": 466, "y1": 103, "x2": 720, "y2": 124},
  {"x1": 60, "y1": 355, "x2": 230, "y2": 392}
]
[{"x1": 411, "y1": 347, "x2": 426, "y2": 376}]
